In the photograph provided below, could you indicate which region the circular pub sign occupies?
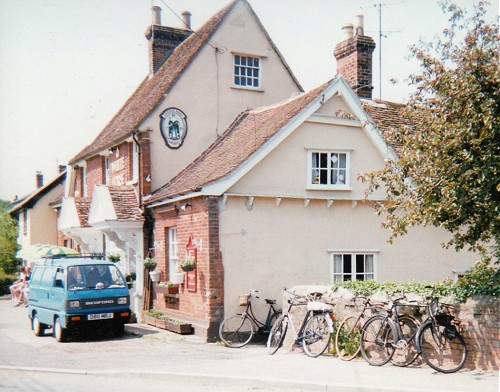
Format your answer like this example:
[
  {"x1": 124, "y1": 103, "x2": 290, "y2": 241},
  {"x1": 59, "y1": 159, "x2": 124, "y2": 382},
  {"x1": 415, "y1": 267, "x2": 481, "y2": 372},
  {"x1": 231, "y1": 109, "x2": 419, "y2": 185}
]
[{"x1": 160, "y1": 107, "x2": 188, "y2": 149}]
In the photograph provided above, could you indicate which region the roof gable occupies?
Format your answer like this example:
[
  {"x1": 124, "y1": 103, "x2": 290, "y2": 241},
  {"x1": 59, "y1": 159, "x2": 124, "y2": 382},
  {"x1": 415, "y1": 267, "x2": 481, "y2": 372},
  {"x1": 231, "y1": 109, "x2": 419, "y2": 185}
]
[
  {"x1": 70, "y1": 0, "x2": 238, "y2": 164},
  {"x1": 146, "y1": 76, "x2": 401, "y2": 206}
]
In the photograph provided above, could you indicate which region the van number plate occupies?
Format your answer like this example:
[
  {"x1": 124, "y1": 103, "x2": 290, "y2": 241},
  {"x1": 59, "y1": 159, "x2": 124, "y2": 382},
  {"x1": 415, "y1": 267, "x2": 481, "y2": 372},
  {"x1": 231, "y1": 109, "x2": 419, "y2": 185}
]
[{"x1": 88, "y1": 313, "x2": 113, "y2": 320}]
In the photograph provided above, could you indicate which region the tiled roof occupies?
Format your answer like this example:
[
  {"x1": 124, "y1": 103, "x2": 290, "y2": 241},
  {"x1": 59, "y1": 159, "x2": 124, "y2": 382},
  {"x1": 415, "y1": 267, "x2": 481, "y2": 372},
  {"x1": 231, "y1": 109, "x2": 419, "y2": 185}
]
[
  {"x1": 74, "y1": 197, "x2": 92, "y2": 228},
  {"x1": 146, "y1": 81, "x2": 330, "y2": 203},
  {"x1": 69, "y1": 1, "x2": 238, "y2": 164},
  {"x1": 108, "y1": 186, "x2": 143, "y2": 221},
  {"x1": 9, "y1": 171, "x2": 66, "y2": 214}
]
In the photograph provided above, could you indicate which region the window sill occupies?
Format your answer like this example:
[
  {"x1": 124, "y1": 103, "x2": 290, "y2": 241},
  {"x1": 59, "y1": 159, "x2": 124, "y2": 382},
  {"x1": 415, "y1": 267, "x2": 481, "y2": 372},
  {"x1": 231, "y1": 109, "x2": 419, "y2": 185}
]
[
  {"x1": 231, "y1": 86, "x2": 264, "y2": 93},
  {"x1": 306, "y1": 185, "x2": 352, "y2": 191}
]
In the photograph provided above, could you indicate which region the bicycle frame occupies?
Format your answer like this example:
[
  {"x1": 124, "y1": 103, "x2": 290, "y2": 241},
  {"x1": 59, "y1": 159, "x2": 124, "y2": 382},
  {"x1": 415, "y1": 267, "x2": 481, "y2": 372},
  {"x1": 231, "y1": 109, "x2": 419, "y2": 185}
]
[{"x1": 237, "y1": 299, "x2": 279, "y2": 333}]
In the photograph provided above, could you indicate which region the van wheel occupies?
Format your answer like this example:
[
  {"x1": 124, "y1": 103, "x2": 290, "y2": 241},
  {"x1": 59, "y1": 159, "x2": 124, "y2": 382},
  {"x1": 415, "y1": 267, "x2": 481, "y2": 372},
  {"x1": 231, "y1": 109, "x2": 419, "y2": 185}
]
[
  {"x1": 32, "y1": 314, "x2": 45, "y2": 337},
  {"x1": 54, "y1": 318, "x2": 67, "y2": 342},
  {"x1": 113, "y1": 323, "x2": 125, "y2": 337}
]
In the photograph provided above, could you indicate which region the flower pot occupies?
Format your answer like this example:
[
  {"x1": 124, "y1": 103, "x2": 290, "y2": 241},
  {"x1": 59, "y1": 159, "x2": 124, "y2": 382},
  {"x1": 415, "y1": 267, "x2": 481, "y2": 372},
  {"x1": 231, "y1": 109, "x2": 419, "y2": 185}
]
[
  {"x1": 170, "y1": 272, "x2": 185, "y2": 285},
  {"x1": 149, "y1": 270, "x2": 160, "y2": 282},
  {"x1": 180, "y1": 265, "x2": 196, "y2": 272}
]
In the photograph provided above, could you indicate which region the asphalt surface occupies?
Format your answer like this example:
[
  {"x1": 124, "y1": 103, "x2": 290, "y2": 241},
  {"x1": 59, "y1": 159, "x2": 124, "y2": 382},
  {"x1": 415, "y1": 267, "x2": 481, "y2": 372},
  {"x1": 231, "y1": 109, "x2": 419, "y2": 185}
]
[{"x1": 0, "y1": 297, "x2": 498, "y2": 392}]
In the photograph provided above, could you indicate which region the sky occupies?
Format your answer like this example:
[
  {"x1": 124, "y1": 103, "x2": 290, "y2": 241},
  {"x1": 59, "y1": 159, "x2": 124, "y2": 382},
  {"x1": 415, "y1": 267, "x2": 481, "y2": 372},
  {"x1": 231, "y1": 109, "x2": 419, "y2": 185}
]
[{"x1": 0, "y1": 0, "x2": 497, "y2": 202}]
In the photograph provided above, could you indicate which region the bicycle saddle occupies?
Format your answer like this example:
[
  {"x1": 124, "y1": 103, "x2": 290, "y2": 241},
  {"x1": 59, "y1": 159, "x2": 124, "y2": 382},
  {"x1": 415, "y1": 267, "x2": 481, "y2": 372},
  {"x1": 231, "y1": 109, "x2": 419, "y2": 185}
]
[{"x1": 265, "y1": 299, "x2": 276, "y2": 304}]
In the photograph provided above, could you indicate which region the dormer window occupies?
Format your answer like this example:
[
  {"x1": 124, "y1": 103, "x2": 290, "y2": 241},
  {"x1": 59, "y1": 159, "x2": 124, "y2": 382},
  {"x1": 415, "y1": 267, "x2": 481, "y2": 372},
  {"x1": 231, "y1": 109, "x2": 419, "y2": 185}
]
[
  {"x1": 234, "y1": 54, "x2": 261, "y2": 88},
  {"x1": 308, "y1": 150, "x2": 351, "y2": 190}
]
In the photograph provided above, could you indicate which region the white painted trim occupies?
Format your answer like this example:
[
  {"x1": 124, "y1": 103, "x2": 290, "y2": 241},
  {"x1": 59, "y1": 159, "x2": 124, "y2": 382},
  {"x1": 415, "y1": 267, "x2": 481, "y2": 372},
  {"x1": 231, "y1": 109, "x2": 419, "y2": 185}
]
[
  {"x1": 306, "y1": 114, "x2": 362, "y2": 128},
  {"x1": 327, "y1": 248, "x2": 380, "y2": 253}
]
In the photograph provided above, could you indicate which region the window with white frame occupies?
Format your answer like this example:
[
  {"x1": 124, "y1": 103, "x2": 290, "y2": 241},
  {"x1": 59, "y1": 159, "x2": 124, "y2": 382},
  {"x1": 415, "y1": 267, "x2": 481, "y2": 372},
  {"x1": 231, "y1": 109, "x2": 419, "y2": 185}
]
[
  {"x1": 234, "y1": 55, "x2": 260, "y2": 88},
  {"x1": 309, "y1": 150, "x2": 350, "y2": 188},
  {"x1": 131, "y1": 142, "x2": 139, "y2": 181},
  {"x1": 81, "y1": 167, "x2": 87, "y2": 197},
  {"x1": 331, "y1": 252, "x2": 375, "y2": 282},
  {"x1": 167, "y1": 227, "x2": 179, "y2": 278},
  {"x1": 103, "y1": 156, "x2": 109, "y2": 185}
]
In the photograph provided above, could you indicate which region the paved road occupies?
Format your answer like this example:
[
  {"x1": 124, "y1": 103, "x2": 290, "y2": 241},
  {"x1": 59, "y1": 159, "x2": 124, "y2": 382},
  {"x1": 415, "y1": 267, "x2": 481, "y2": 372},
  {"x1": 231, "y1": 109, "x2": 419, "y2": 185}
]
[{"x1": 0, "y1": 297, "x2": 497, "y2": 392}]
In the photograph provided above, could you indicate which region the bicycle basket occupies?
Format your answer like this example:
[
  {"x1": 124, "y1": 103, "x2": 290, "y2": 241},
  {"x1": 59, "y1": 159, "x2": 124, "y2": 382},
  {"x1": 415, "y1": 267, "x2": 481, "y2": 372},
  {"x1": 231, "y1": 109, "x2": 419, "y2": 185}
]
[
  {"x1": 238, "y1": 294, "x2": 250, "y2": 306},
  {"x1": 435, "y1": 312, "x2": 454, "y2": 326}
]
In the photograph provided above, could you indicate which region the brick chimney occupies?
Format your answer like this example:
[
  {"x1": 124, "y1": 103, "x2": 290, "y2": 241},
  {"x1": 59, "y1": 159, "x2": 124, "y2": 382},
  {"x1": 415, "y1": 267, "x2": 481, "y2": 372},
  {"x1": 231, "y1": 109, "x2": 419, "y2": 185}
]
[
  {"x1": 145, "y1": 6, "x2": 192, "y2": 75},
  {"x1": 334, "y1": 15, "x2": 376, "y2": 99},
  {"x1": 36, "y1": 171, "x2": 44, "y2": 188}
]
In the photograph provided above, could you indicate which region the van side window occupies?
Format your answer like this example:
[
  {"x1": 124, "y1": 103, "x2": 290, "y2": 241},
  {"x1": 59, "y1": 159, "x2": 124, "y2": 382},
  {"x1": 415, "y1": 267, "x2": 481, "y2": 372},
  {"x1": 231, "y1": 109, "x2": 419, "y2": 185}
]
[
  {"x1": 40, "y1": 268, "x2": 56, "y2": 288},
  {"x1": 31, "y1": 268, "x2": 43, "y2": 284},
  {"x1": 54, "y1": 270, "x2": 65, "y2": 288}
]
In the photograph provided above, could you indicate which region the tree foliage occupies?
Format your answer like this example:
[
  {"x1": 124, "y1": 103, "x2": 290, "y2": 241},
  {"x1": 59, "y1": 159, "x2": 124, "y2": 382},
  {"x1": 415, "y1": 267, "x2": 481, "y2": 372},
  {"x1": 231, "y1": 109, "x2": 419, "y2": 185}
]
[
  {"x1": 364, "y1": 1, "x2": 499, "y2": 260},
  {"x1": 0, "y1": 200, "x2": 19, "y2": 273}
]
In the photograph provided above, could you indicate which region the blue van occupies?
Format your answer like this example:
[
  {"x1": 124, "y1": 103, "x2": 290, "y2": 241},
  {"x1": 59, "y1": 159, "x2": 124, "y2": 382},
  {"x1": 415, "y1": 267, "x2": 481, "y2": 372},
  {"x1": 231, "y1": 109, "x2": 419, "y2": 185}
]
[{"x1": 28, "y1": 255, "x2": 131, "y2": 342}]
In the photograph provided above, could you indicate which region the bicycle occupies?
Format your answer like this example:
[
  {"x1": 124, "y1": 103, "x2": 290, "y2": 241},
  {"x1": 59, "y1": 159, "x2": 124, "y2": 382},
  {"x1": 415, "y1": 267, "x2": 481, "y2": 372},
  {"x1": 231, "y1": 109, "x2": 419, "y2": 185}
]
[
  {"x1": 267, "y1": 289, "x2": 334, "y2": 357},
  {"x1": 360, "y1": 295, "x2": 421, "y2": 367},
  {"x1": 334, "y1": 296, "x2": 387, "y2": 360},
  {"x1": 415, "y1": 296, "x2": 467, "y2": 373},
  {"x1": 219, "y1": 289, "x2": 281, "y2": 348}
]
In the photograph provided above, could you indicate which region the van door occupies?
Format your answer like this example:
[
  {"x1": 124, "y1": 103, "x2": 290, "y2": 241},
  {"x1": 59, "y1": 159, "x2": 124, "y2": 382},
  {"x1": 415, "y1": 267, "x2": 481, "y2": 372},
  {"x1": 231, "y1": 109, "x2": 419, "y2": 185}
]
[{"x1": 36, "y1": 267, "x2": 57, "y2": 325}]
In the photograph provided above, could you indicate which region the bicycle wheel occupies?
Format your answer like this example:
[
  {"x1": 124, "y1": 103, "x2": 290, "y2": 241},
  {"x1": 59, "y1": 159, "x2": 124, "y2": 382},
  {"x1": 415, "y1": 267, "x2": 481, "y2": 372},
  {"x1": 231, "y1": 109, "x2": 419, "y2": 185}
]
[
  {"x1": 267, "y1": 314, "x2": 288, "y2": 355},
  {"x1": 335, "y1": 315, "x2": 361, "y2": 360},
  {"x1": 360, "y1": 315, "x2": 396, "y2": 366},
  {"x1": 219, "y1": 314, "x2": 254, "y2": 348},
  {"x1": 391, "y1": 315, "x2": 419, "y2": 367},
  {"x1": 302, "y1": 314, "x2": 331, "y2": 358},
  {"x1": 419, "y1": 323, "x2": 467, "y2": 373}
]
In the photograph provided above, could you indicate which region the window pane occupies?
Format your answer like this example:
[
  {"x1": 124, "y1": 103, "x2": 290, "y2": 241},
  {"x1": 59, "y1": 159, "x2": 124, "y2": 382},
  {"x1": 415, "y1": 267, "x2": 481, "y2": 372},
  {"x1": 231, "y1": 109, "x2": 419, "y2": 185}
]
[
  {"x1": 234, "y1": 66, "x2": 239, "y2": 75},
  {"x1": 365, "y1": 255, "x2": 374, "y2": 273},
  {"x1": 254, "y1": 58, "x2": 259, "y2": 67},
  {"x1": 356, "y1": 254, "x2": 365, "y2": 273},
  {"x1": 241, "y1": 77, "x2": 246, "y2": 86},
  {"x1": 319, "y1": 153, "x2": 328, "y2": 168},
  {"x1": 331, "y1": 153, "x2": 339, "y2": 168},
  {"x1": 235, "y1": 76, "x2": 240, "y2": 85},
  {"x1": 338, "y1": 170, "x2": 346, "y2": 184},
  {"x1": 253, "y1": 79, "x2": 258, "y2": 87},
  {"x1": 254, "y1": 69, "x2": 259, "y2": 77},
  {"x1": 241, "y1": 56, "x2": 247, "y2": 66},
  {"x1": 356, "y1": 274, "x2": 365, "y2": 281},
  {"x1": 319, "y1": 168, "x2": 328, "y2": 184},
  {"x1": 333, "y1": 255, "x2": 342, "y2": 273},
  {"x1": 312, "y1": 153, "x2": 319, "y2": 168},
  {"x1": 235, "y1": 55, "x2": 240, "y2": 65},
  {"x1": 339, "y1": 153, "x2": 347, "y2": 168},
  {"x1": 331, "y1": 171, "x2": 338, "y2": 185},
  {"x1": 241, "y1": 68, "x2": 246, "y2": 76},
  {"x1": 344, "y1": 255, "x2": 352, "y2": 274}
]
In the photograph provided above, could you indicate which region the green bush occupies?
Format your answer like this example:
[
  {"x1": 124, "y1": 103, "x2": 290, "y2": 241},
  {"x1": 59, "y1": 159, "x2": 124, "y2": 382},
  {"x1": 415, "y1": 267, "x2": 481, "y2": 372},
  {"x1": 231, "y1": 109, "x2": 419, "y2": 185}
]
[
  {"x1": 0, "y1": 269, "x2": 15, "y2": 296},
  {"x1": 331, "y1": 260, "x2": 499, "y2": 303}
]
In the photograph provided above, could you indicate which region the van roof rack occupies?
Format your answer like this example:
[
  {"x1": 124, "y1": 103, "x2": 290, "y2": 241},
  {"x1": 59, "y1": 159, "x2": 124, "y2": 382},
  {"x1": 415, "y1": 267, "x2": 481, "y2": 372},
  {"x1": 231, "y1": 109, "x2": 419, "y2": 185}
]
[{"x1": 42, "y1": 253, "x2": 105, "y2": 260}]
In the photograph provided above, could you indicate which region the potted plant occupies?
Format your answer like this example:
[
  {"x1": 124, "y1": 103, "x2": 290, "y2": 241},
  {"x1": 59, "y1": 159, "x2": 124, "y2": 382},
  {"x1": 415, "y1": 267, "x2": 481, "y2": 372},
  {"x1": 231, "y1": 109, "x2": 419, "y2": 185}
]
[
  {"x1": 179, "y1": 258, "x2": 196, "y2": 272},
  {"x1": 107, "y1": 252, "x2": 121, "y2": 263},
  {"x1": 143, "y1": 257, "x2": 157, "y2": 271}
]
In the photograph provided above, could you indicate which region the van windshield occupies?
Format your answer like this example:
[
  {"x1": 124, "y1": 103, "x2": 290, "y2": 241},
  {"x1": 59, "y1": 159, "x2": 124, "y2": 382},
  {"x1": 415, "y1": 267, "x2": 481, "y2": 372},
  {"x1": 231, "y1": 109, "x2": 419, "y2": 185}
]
[{"x1": 67, "y1": 264, "x2": 126, "y2": 290}]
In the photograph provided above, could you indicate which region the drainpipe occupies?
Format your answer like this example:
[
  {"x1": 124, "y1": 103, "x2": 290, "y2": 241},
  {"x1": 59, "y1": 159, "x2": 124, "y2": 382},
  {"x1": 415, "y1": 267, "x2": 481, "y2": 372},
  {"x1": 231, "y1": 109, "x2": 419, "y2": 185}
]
[
  {"x1": 132, "y1": 130, "x2": 144, "y2": 322},
  {"x1": 132, "y1": 131, "x2": 143, "y2": 211}
]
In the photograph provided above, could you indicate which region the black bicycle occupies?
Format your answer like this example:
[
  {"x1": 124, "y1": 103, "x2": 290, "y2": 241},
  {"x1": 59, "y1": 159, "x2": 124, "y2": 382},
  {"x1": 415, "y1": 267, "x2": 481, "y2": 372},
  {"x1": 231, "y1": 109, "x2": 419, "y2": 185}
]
[
  {"x1": 267, "y1": 289, "x2": 334, "y2": 357},
  {"x1": 415, "y1": 297, "x2": 467, "y2": 373},
  {"x1": 360, "y1": 295, "x2": 420, "y2": 367},
  {"x1": 219, "y1": 289, "x2": 281, "y2": 348}
]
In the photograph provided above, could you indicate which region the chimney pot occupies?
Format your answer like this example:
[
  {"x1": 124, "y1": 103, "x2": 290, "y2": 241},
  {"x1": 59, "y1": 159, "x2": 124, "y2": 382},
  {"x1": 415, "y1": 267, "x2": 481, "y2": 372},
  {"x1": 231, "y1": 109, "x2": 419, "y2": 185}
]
[
  {"x1": 181, "y1": 11, "x2": 192, "y2": 29},
  {"x1": 36, "y1": 171, "x2": 44, "y2": 188},
  {"x1": 353, "y1": 14, "x2": 364, "y2": 36},
  {"x1": 341, "y1": 23, "x2": 354, "y2": 40},
  {"x1": 152, "y1": 6, "x2": 162, "y2": 25}
]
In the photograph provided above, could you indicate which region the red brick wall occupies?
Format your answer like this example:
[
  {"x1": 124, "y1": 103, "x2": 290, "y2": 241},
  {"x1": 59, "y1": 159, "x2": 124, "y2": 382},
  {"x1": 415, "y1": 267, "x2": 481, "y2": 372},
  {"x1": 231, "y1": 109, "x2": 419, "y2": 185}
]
[
  {"x1": 85, "y1": 155, "x2": 105, "y2": 199},
  {"x1": 150, "y1": 196, "x2": 224, "y2": 341},
  {"x1": 334, "y1": 35, "x2": 376, "y2": 99}
]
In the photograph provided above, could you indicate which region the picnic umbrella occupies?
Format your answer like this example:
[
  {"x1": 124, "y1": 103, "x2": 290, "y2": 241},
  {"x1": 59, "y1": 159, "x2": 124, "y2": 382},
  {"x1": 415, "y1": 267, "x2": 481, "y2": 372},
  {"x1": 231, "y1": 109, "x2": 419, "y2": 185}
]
[
  {"x1": 33, "y1": 245, "x2": 80, "y2": 258},
  {"x1": 15, "y1": 243, "x2": 52, "y2": 259}
]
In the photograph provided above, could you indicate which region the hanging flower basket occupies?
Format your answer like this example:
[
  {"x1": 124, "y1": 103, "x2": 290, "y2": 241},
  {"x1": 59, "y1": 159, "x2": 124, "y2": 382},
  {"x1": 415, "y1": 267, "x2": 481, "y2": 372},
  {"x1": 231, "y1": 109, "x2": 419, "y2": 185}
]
[
  {"x1": 179, "y1": 258, "x2": 196, "y2": 272},
  {"x1": 143, "y1": 257, "x2": 157, "y2": 270}
]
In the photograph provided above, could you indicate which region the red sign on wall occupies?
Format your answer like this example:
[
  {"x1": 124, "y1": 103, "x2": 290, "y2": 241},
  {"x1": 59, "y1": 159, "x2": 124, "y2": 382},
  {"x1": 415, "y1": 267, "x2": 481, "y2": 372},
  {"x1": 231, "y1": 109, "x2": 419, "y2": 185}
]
[{"x1": 185, "y1": 234, "x2": 197, "y2": 292}]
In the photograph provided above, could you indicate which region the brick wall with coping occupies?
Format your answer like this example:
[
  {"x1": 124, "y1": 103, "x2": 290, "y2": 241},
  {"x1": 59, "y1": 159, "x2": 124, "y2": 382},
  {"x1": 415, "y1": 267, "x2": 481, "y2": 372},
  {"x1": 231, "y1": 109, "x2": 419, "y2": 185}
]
[{"x1": 284, "y1": 289, "x2": 499, "y2": 371}]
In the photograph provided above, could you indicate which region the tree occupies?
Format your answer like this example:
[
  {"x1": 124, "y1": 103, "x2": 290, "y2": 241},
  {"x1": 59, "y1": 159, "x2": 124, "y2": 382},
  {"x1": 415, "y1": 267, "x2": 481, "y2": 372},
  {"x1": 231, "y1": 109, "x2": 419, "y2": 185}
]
[
  {"x1": 0, "y1": 200, "x2": 19, "y2": 273},
  {"x1": 364, "y1": 1, "x2": 499, "y2": 260}
]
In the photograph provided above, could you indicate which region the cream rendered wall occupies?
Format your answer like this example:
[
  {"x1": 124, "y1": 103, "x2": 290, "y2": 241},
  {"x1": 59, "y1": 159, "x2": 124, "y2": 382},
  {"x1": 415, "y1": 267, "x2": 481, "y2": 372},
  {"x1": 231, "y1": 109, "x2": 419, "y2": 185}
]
[
  {"x1": 219, "y1": 196, "x2": 478, "y2": 319},
  {"x1": 229, "y1": 117, "x2": 386, "y2": 200},
  {"x1": 140, "y1": 1, "x2": 301, "y2": 192},
  {"x1": 25, "y1": 184, "x2": 63, "y2": 246}
]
